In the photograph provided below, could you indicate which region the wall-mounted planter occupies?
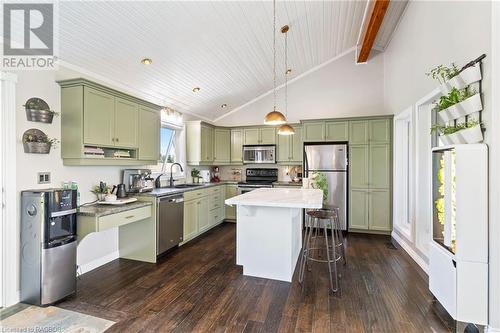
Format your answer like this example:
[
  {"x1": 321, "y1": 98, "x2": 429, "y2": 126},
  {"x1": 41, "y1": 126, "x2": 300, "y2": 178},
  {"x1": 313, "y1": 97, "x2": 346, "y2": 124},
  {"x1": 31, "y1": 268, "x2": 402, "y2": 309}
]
[
  {"x1": 438, "y1": 93, "x2": 483, "y2": 122},
  {"x1": 23, "y1": 142, "x2": 52, "y2": 154},
  {"x1": 440, "y1": 125, "x2": 483, "y2": 145},
  {"x1": 439, "y1": 134, "x2": 454, "y2": 146},
  {"x1": 440, "y1": 65, "x2": 482, "y2": 94},
  {"x1": 23, "y1": 98, "x2": 55, "y2": 123}
]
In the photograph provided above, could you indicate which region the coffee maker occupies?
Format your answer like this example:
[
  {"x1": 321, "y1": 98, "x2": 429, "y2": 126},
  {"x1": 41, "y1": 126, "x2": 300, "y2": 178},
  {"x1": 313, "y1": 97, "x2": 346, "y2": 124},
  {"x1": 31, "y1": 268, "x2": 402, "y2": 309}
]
[{"x1": 122, "y1": 169, "x2": 154, "y2": 193}]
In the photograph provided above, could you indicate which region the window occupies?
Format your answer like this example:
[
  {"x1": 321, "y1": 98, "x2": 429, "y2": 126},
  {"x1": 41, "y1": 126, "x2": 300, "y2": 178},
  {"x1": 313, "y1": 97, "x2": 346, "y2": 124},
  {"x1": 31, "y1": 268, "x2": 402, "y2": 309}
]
[{"x1": 160, "y1": 127, "x2": 176, "y2": 163}]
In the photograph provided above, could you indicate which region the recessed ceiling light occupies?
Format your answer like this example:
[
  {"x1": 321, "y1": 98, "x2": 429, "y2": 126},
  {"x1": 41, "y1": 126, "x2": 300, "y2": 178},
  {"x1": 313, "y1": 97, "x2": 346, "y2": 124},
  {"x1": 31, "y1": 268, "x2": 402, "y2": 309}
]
[
  {"x1": 141, "y1": 58, "x2": 152, "y2": 65},
  {"x1": 286, "y1": 68, "x2": 292, "y2": 75},
  {"x1": 221, "y1": 103, "x2": 227, "y2": 108},
  {"x1": 192, "y1": 87, "x2": 201, "y2": 93}
]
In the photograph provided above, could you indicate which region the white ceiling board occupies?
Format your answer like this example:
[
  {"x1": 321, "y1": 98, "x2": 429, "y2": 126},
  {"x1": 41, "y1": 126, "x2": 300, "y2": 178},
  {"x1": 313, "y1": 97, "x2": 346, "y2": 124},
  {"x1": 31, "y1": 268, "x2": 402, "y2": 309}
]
[{"x1": 58, "y1": 1, "x2": 370, "y2": 121}]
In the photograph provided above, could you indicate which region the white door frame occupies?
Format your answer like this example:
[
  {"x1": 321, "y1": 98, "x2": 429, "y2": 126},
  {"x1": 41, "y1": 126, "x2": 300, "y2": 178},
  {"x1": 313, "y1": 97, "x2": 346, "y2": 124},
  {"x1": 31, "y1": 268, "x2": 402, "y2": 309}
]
[{"x1": 0, "y1": 71, "x2": 18, "y2": 307}]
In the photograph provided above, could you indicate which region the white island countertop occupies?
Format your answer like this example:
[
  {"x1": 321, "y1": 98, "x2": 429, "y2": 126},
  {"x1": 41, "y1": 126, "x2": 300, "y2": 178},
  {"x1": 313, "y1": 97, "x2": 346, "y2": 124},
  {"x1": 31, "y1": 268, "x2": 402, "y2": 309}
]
[{"x1": 225, "y1": 188, "x2": 323, "y2": 209}]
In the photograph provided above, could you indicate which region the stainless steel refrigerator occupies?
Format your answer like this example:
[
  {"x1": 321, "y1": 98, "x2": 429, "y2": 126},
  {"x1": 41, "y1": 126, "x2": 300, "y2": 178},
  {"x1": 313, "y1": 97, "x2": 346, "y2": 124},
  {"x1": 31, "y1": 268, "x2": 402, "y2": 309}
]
[{"x1": 304, "y1": 144, "x2": 348, "y2": 230}]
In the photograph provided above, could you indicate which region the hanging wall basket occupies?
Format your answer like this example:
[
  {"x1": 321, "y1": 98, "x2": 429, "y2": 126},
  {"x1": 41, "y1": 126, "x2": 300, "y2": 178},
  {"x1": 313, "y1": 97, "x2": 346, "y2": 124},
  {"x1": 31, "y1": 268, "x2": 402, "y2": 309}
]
[
  {"x1": 23, "y1": 97, "x2": 55, "y2": 123},
  {"x1": 440, "y1": 65, "x2": 482, "y2": 94},
  {"x1": 22, "y1": 128, "x2": 52, "y2": 154},
  {"x1": 438, "y1": 93, "x2": 483, "y2": 123}
]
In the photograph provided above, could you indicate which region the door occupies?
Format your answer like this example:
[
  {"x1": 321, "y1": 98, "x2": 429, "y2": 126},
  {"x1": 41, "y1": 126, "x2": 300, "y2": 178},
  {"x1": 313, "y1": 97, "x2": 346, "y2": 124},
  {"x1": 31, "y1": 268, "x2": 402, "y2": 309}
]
[
  {"x1": 323, "y1": 171, "x2": 347, "y2": 230},
  {"x1": 138, "y1": 107, "x2": 160, "y2": 161},
  {"x1": 369, "y1": 190, "x2": 391, "y2": 231},
  {"x1": 305, "y1": 144, "x2": 347, "y2": 171},
  {"x1": 83, "y1": 87, "x2": 114, "y2": 146},
  {"x1": 370, "y1": 119, "x2": 391, "y2": 143},
  {"x1": 231, "y1": 129, "x2": 243, "y2": 163},
  {"x1": 290, "y1": 126, "x2": 303, "y2": 163},
  {"x1": 244, "y1": 129, "x2": 260, "y2": 145},
  {"x1": 349, "y1": 189, "x2": 369, "y2": 230},
  {"x1": 349, "y1": 121, "x2": 369, "y2": 144},
  {"x1": 325, "y1": 121, "x2": 348, "y2": 141},
  {"x1": 183, "y1": 199, "x2": 198, "y2": 241},
  {"x1": 369, "y1": 144, "x2": 391, "y2": 189},
  {"x1": 114, "y1": 98, "x2": 138, "y2": 148},
  {"x1": 214, "y1": 129, "x2": 230, "y2": 163},
  {"x1": 303, "y1": 122, "x2": 325, "y2": 142},
  {"x1": 277, "y1": 134, "x2": 290, "y2": 163},
  {"x1": 349, "y1": 145, "x2": 369, "y2": 188},
  {"x1": 260, "y1": 128, "x2": 276, "y2": 144},
  {"x1": 198, "y1": 197, "x2": 210, "y2": 232}
]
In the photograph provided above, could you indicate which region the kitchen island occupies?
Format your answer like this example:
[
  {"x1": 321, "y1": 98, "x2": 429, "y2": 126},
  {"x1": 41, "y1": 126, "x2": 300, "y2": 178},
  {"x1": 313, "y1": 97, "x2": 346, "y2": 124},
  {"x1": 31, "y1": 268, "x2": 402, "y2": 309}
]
[{"x1": 225, "y1": 188, "x2": 323, "y2": 282}]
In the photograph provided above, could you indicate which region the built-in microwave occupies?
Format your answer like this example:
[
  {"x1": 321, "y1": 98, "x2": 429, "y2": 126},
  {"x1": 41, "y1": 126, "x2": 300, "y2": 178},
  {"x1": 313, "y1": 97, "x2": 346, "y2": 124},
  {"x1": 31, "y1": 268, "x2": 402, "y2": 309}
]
[{"x1": 243, "y1": 145, "x2": 276, "y2": 164}]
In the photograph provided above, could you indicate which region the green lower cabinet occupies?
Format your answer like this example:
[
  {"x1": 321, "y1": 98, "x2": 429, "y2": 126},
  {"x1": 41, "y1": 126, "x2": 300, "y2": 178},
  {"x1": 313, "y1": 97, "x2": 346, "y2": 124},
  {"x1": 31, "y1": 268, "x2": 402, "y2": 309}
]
[
  {"x1": 138, "y1": 107, "x2": 160, "y2": 161},
  {"x1": 231, "y1": 129, "x2": 243, "y2": 164},
  {"x1": 183, "y1": 199, "x2": 199, "y2": 241},
  {"x1": 325, "y1": 121, "x2": 348, "y2": 141},
  {"x1": 368, "y1": 190, "x2": 391, "y2": 231},
  {"x1": 198, "y1": 197, "x2": 210, "y2": 233},
  {"x1": 225, "y1": 185, "x2": 238, "y2": 220},
  {"x1": 349, "y1": 189, "x2": 369, "y2": 229},
  {"x1": 214, "y1": 129, "x2": 230, "y2": 164},
  {"x1": 303, "y1": 122, "x2": 325, "y2": 142}
]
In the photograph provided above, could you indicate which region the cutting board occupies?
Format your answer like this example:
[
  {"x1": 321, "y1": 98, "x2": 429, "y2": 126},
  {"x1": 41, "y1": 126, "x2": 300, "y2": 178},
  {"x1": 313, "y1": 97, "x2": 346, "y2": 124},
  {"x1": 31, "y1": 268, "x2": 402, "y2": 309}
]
[{"x1": 98, "y1": 197, "x2": 138, "y2": 205}]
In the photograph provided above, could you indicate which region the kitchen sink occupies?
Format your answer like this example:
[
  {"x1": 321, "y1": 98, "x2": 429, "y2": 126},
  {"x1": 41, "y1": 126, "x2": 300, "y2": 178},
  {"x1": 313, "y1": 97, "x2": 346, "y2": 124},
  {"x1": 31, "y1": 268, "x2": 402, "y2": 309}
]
[{"x1": 173, "y1": 184, "x2": 204, "y2": 188}]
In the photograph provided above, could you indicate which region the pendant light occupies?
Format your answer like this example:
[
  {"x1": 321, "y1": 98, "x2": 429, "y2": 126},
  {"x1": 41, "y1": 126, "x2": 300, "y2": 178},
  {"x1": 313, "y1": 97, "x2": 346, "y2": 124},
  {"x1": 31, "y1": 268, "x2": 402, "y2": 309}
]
[
  {"x1": 277, "y1": 25, "x2": 295, "y2": 135},
  {"x1": 264, "y1": 0, "x2": 287, "y2": 126}
]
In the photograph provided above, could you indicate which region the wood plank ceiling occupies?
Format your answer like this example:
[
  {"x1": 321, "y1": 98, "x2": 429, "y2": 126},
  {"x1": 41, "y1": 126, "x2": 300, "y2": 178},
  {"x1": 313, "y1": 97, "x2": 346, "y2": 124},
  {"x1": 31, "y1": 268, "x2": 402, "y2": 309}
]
[{"x1": 58, "y1": 1, "x2": 406, "y2": 121}]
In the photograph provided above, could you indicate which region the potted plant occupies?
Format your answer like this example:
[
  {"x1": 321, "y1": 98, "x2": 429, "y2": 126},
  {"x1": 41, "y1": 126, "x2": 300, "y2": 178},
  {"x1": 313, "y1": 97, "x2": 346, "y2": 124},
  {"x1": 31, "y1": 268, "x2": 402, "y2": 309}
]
[
  {"x1": 23, "y1": 97, "x2": 59, "y2": 124},
  {"x1": 426, "y1": 63, "x2": 481, "y2": 94},
  {"x1": 434, "y1": 87, "x2": 481, "y2": 122},
  {"x1": 92, "y1": 182, "x2": 110, "y2": 201},
  {"x1": 431, "y1": 119, "x2": 483, "y2": 145},
  {"x1": 311, "y1": 172, "x2": 328, "y2": 204},
  {"x1": 22, "y1": 129, "x2": 59, "y2": 154},
  {"x1": 191, "y1": 168, "x2": 201, "y2": 183}
]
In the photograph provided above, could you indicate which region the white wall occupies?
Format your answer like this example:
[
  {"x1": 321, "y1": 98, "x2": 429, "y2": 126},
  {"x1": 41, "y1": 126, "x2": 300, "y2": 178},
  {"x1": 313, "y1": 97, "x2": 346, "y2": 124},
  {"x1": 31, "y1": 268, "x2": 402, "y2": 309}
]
[
  {"x1": 214, "y1": 50, "x2": 386, "y2": 127},
  {"x1": 383, "y1": 1, "x2": 497, "y2": 330}
]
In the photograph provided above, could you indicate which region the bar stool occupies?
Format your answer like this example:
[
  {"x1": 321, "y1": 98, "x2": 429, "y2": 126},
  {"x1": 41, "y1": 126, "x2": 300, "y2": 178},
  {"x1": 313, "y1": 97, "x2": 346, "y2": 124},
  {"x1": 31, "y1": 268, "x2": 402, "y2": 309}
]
[{"x1": 299, "y1": 207, "x2": 346, "y2": 292}]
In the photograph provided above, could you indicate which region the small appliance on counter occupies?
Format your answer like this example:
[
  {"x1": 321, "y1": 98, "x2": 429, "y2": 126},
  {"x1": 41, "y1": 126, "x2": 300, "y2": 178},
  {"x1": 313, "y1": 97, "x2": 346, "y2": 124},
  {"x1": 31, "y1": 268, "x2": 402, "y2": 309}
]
[
  {"x1": 123, "y1": 169, "x2": 154, "y2": 193},
  {"x1": 200, "y1": 170, "x2": 211, "y2": 183},
  {"x1": 211, "y1": 166, "x2": 221, "y2": 182},
  {"x1": 21, "y1": 189, "x2": 78, "y2": 305}
]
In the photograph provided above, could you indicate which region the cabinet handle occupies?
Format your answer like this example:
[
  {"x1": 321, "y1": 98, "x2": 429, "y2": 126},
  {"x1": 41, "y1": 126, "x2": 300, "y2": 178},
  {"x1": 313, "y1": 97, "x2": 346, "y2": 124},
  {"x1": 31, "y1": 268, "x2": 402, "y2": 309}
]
[
  {"x1": 112, "y1": 138, "x2": 115, "y2": 142},
  {"x1": 125, "y1": 215, "x2": 135, "y2": 219},
  {"x1": 116, "y1": 138, "x2": 119, "y2": 142}
]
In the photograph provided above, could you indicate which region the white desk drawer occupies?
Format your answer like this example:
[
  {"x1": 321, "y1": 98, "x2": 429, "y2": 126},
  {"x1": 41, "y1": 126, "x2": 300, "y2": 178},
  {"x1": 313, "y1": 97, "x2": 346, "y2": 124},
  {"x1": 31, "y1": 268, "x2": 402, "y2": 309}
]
[{"x1": 98, "y1": 206, "x2": 152, "y2": 231}]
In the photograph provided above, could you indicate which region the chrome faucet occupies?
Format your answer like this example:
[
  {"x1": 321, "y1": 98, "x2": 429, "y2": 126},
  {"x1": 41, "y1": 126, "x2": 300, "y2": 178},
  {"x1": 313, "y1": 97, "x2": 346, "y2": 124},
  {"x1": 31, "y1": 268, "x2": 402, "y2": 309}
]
[{"x1": 154, "y1": 163, "x2": 184, "y2": 188}]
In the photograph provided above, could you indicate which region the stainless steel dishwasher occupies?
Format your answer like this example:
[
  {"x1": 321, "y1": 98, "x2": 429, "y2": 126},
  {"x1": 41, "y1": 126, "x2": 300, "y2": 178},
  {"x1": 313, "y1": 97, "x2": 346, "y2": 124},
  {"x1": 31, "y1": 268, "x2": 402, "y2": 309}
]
[{"x1": 157, "y1": 194, "x2": 184, "y2": 256}]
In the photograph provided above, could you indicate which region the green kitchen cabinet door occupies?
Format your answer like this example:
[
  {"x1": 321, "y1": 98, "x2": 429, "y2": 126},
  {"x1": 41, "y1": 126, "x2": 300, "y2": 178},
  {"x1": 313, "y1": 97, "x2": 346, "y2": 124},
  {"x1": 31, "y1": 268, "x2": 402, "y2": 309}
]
[
  {"x1": 260, "y1": 127, "x2": 276, "y2": 144},
  {"x1": 200, "y1": 126, "x2": 211, "y2": 164},
  {"x1": 290, "y1": 125, "x2": 303, "y2": 163},
  {"x1": 349, "y1": 145, "x2": 369, "y2": 189},
  {"x1": 303, "y1": 122, "x2": 325, "y2": 142},
  {"x1": 231, "y1": 129, "x2": 243, "y2": 163},
  {"x1": 369, "y1": 190, "x2": 391, "y2": 231},
  {"x1": 83, "y1": 87, "x2": 115, "y2": 146},
  {"x1": 370, "y1": 119, "x2": 391, "y2": 143},
  {"x1": 349, "y1": 189, "x2": 369, "y2": 230},
  {"x1": 138, "y1": 107, "x2": 160, "y2": 161},
  {"x1": 244, "y1": 128, "x2": 260, "y2": 145},
  {"x1": 214, "y1": 129, "x2": 231, "y2": 164},
  {"x1": 349, "y1": 121, "x2": 369, "y2": 144},
  {"x1": 114, "y1": 97, "x2": 139, "y2": 148},
  {"x1": 369, "y1": 144, "x2": 391, "y2": 189},
  {"x1": 225, "y1": 185, "x2": 238, "y2": 220},
  {"x1": 276, "y1": 133, "x2": 290, "y2": 163},
  {"x1": 325, "y1": 121, "x2": 348, "y2": 141},
  {"x1": 184, "y1": 199, "x2": 199, "y2": 241},
  {"x1": 198, "y1": 197, "x2": 210, "y2": 233}
]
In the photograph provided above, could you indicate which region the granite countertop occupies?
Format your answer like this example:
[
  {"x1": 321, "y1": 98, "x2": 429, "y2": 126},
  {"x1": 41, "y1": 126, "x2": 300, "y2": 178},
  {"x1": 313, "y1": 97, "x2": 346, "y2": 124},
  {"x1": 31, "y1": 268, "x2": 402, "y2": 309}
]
[
  {"x1": 272, "y1": 181, "x2": 302, "y2": 187},
  {"x1": 225, "y1": 188, "x2": 322, "y2": 209},
  {"x1": 136, "y1": 180, "x2": 238, "y2": 197},
  {"x1": 78, "y1": 201, "x2": 152, "y2": 217}
]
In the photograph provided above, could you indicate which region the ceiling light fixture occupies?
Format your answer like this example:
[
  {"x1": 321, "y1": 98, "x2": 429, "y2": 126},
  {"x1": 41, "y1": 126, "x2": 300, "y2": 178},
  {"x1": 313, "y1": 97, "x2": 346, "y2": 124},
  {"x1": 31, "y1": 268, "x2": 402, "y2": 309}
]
[
  {"x1": 141, "y1": 58, "x2": 152, "y2": 65},
  {"x1": 264, "y1": 0, "x2": 287, "y2": 126},
  {"x1": 192, "y1": 87, "x2": 201, "y2": 93},
  {"x1": 286, "y1": 68, "x2": 292, "y2": 75},
  {"x1": 221, "y1": 103, "x2": 227, "y2": 108},
  {"x1": 278, "y1": 25, "x2": 295, "y2": 136}
]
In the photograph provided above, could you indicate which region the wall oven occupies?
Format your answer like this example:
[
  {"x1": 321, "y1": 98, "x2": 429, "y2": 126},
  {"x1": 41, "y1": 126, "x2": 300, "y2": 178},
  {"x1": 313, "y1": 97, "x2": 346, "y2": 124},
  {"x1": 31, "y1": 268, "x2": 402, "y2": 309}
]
[{"x1": 243, "y1": 145, "x2": 276, "y2": 164}]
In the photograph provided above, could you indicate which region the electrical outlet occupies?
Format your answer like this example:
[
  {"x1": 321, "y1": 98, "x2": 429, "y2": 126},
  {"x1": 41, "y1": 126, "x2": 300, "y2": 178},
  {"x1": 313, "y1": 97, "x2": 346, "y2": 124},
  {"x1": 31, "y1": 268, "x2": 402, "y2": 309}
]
[{"x1": 37, "y1": 172, "x2": 51, "y2": 184}]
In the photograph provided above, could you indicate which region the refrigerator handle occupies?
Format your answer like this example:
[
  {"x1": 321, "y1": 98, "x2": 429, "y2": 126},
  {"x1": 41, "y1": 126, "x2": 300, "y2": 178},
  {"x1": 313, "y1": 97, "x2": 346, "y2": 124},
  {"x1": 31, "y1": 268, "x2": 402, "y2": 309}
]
[{"x1": 303, "y1": 148, "x2": 309, "y2": 177}]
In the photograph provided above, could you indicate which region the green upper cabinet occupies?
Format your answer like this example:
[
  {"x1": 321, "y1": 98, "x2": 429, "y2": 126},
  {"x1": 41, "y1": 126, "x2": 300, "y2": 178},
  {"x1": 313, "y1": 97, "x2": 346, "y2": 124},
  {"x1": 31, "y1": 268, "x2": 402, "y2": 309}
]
[
  {"x1": 349, "y1": 120, "x2": 369, "y2": 144},
  {"x1": 277, "y1": 132, "x2": 290, "y2": 163},
  {"x1": 138, "y1": 106, "x2": 160, "y2": 161},
  {"x1": 369, "y1": 144, "x2": 391, "y2": 189},
  {"x1": 369, "y1": 119, "x2": 391, "y2": 143},
  {"x1": 349, "y1": 145, "x2": 369, "y2": 189},
  {"x1": 303, "y1": 122, "x2": 325, "y2": 142},
  {"x1": 243, "y1": 128, "x2": 260, "y2": 145},
  {"x1": 260, "y1": 127, "x2": 276, "y2": 144},
  {"x1": 290, "y1": 126, "x2": 303, "y2": 163},
  {"x1": 114, "y1": 97, "x2": 138, "y2": 148},
  {"x1": 325, "y1": 121, "x2": 348, "y2": 141},
  {"x1": 83, "y1": 87, "x2": 114, "y2": 146},
  {"x1": 230, "y1": 129, "x2": 243, "y2": 164},
  {"x1": 277, "y1": 125, "x2": 302, "y2": 164},
  {"x1": 200, "y1": 125, "x2": 214, "y2": 164},
  {"x1": 214, "y1": 129, "x2": 230, "y2": 164}
]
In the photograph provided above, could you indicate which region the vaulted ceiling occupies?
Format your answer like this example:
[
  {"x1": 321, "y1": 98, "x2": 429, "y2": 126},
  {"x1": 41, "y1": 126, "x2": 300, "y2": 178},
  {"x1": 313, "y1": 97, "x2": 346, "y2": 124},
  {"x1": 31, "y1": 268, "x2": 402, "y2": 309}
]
[{"x1": 58, "y1": 1, "x2": 407, "y2": 121}]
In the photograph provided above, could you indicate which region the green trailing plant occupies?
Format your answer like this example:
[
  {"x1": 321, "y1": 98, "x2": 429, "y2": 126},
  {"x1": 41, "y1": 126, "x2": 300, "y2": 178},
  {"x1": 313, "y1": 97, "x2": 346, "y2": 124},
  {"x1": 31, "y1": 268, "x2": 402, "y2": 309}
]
[
  {"x1": 430, "y1": 119, "x2": 481, "y2": 136},
  {"x1": 433, "y1": 87, "x2": 477, "y2": 112},
  {"x1": 426, "y1": 63, "x2": 460, "y2": 84},
  {"x1": 312, "y1": 172, "x2": 328, "y2": 202}
]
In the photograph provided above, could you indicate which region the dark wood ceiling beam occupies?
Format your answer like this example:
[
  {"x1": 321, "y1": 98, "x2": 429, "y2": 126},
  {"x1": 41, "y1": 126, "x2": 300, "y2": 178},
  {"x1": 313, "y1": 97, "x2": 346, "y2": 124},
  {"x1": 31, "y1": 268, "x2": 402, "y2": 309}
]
[{"x1": 357, "y1": 0, "x2": 390, "y2": 63}]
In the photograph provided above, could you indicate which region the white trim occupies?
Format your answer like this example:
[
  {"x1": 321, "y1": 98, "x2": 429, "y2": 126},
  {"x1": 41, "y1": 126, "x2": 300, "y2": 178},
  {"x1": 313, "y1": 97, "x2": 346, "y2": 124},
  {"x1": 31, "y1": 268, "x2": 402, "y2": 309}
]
[
  {"x1": 0, "y1": 71, "x2": 18, "y2": 307},
  {"x1": 78, "y1": 250, "x2": 120, "y2": 275},
  {"x1": 213, "y1": 47, "x2": 357, "y2": 122},
  {"x1": 392, "y1": 230, "x2": 428, "y2": 274},
  {"x1": 486, "y1": 327, "x2": 500, "y2": 333}
]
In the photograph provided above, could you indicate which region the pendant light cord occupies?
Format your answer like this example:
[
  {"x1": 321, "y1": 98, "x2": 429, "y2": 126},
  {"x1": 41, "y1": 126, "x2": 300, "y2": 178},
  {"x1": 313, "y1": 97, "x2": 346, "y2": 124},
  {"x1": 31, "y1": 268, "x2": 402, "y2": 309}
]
[
  {"x1": 284, "y1": 28, "x2": 288, "y2": 118},
  {"x1": 273, "y1": 0, "x2": 277, "y2": 111}
]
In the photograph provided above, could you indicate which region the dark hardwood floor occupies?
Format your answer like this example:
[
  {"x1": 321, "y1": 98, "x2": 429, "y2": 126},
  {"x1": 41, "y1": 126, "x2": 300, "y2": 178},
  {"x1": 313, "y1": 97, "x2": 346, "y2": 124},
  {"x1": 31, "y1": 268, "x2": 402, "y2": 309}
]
[{"x1": 58, "y1": 223, "x2": 451, "y2": 333}]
